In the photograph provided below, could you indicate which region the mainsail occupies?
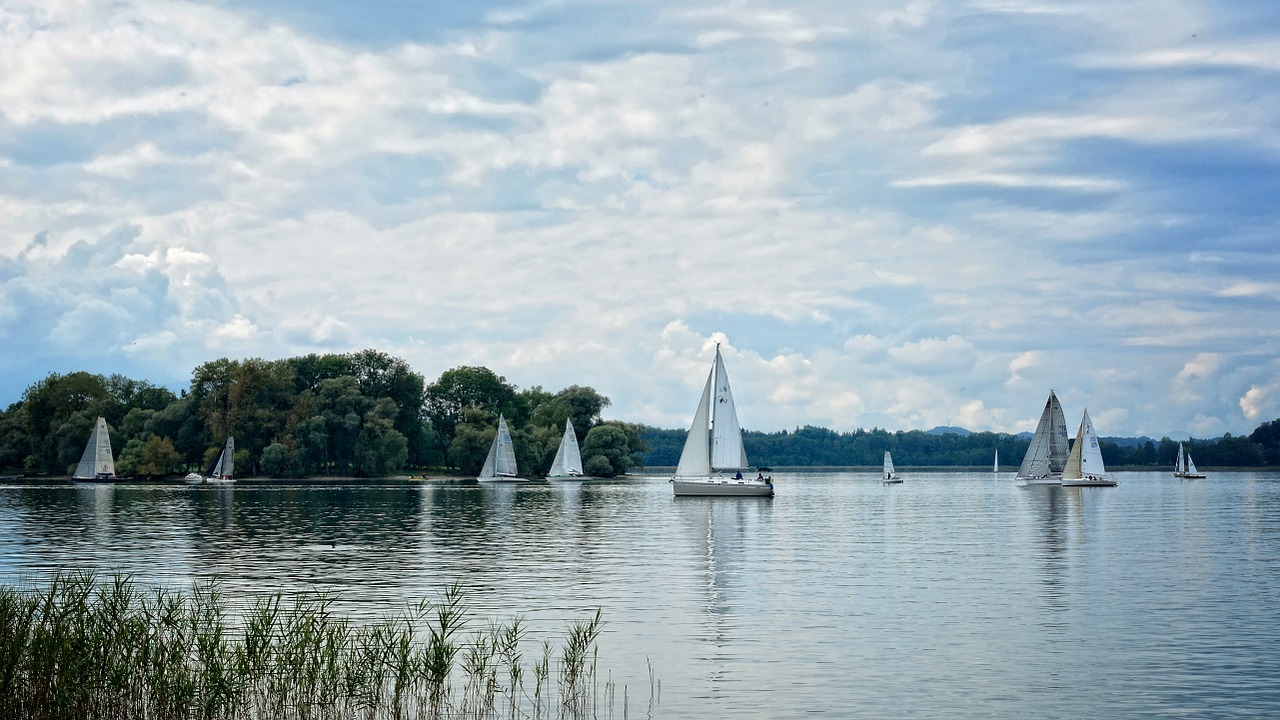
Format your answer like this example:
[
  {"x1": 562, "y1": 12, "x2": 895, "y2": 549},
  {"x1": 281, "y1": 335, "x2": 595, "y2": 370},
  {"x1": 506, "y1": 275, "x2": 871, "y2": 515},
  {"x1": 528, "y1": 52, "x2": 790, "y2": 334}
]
[
  {"x1": 1063, "y1": 409, "x2": 1106, "y2": 480},
  {"x1": 480, "y1": 415, "x2": 518, "y2": 478},
  {"x1": 1017, "y1": 391, "x2": 1070, "y2": 478},
  {"x1": 675, "y1": 345, "x2": 749, "y2": 477},
  {"x1": 208, "y1": 436, "x2": 234, "y2": 478},
  {"x1": 549, "y1": 418, "x2": 583, "y2": 476},
  {"x1": 73, "y1": 417, "x2": 115, "y2": 480}
]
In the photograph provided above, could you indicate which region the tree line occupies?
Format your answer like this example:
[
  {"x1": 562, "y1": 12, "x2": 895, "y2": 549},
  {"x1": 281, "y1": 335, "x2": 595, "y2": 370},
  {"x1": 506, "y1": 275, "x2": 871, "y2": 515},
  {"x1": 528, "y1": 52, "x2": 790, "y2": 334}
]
[
  {"x1": 0, "y1": 350, "x2": 647, "y2": 479},
  {"x1": 642, "y1": 422, "x2": 1280, "y2": 469},
  {"x1": 4, "y1": 349, "x2": 1280, "y2": 478}
]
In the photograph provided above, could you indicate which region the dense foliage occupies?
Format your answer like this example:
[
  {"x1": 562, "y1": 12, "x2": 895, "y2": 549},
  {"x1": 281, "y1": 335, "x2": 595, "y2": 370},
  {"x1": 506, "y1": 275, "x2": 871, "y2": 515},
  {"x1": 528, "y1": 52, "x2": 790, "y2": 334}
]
[
  {"x1": 643, "y1": 423, "x2": 1280, "y2": 469},
  {"x1": 0, "y1": 351, "x2": 646, "y2": 479}
]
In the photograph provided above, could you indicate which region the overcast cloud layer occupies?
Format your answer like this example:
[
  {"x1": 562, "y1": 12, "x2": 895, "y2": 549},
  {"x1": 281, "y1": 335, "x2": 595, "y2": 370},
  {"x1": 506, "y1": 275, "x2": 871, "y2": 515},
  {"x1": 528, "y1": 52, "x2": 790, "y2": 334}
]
[{"x1": 3, "y1": 0, "x2": 1279, "y2": 438}]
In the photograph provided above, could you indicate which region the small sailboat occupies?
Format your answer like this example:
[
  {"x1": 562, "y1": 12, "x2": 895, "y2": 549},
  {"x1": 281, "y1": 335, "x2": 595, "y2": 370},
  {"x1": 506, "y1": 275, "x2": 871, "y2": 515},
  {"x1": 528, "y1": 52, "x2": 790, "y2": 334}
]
[
  {"x1": 994, "y1": 448, "x2": 999, "y2": 473},
  {"x1": 72, "y1": 417, "x2": 116, "y2": 482},
  {"x1": 187, "y1": 436, "x2": 235, "y2": 484},
  {"x1": 547, "y1": 417, "x2": 586, "y2": 480},
  {"x1": 882, "y1": 451, "x2": 902, "y2": 484},
  {"x1": 1015, "y1": 390, "x2": 1070, "y2": 485},
  {"x1": 478, "y1": 414, "x2": 526, "y2": 483},
  {"x1": 1060, "y1": 409, "x2": 1116, "y2": 487},
  {"x1": 672, "y1": 343, "x2": 773, "y2": 497},
  {"x1": 1173, "y1": 442, "x2": 1206, "y2": 479}
]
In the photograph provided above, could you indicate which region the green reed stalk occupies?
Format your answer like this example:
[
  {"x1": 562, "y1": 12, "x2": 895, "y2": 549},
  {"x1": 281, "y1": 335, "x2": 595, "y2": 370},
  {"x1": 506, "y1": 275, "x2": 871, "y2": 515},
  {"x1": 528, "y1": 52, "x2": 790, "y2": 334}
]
[{"x1": 0, "y1": 573, "x2": 643, "y2": 720}]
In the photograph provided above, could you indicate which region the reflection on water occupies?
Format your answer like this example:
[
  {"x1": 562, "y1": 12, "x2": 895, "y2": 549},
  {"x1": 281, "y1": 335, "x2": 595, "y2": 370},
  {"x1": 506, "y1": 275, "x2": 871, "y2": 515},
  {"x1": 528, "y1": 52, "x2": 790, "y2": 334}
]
[{"x1": 2, "y1": 473, "x2": 1280, "y2": 718}]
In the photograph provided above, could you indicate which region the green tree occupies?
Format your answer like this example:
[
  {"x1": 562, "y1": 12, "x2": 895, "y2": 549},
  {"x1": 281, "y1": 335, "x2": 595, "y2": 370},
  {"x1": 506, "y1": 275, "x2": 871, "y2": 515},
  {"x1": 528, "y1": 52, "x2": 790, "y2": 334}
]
[
  {"x1": 448, "y1": 408, "x2": 498, "y2": 475},
  {"x1": 425, "y1": 367, "x2": 520, "y2": 462},
  {"x1": 581, "y1": 421, "x2": 647, "y2": 477},
  {"x1": 21, "y1": 372, "x2": 111, "y2": 472},
  {"x1": 260, "y1": 442, "x2": 296, "y2": 477}
]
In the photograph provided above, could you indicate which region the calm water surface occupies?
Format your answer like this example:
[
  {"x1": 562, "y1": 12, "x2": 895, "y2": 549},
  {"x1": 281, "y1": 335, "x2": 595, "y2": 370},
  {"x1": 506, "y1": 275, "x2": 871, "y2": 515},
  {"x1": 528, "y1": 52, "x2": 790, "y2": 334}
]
[{"x1": 2, "y1": 471, "x2": 1278, "y2": 718}]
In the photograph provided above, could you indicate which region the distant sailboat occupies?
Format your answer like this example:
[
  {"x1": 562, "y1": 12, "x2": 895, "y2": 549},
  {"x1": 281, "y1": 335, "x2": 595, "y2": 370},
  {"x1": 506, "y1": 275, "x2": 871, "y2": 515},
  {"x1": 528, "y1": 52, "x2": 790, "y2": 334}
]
[
  {"x1": 672, "y1": 343, "x2": 773, "y2": 497},
  {"x1": 187, "y1": 436, "x2": 235, "y2": 484},
  {"x1": 478, "y1": 414, "x2": 525, "y2": 483},
  {"x1": 1015, "y1": 390, "x2": 1070, "y2": 485},
  {"x1": 1173, "y1": 442, "x2": 1206, "y2": 479},
  {"x1": 883, "y1": 451, "x2": 902, "y2": 484},
  {"x1": 994, "y1": 448, "x2": 999, "y2": 473},
  {"x1": 547, "y1": 418, "x2": 585, "y2": 480},
  {"x1": 72, "y1": 417, "x2": 116, "y2": 482},
  {"x1": 1060, "y1": 409, "x2": 1116, "y2": 487}
]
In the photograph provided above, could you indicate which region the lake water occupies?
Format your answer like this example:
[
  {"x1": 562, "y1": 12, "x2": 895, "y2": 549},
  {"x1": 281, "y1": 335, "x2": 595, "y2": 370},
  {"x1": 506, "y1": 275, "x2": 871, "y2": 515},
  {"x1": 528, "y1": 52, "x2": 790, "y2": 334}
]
[{"x1": 2, "y1": 471, "x2": 1278, "y2": 718}]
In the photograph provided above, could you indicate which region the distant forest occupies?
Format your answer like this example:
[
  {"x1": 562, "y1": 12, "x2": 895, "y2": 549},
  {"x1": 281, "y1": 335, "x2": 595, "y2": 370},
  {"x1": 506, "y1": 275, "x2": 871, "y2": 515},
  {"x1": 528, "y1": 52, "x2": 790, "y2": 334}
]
[
  {"x1": 3, "y1": 348, "x2": 1280, "y2": 478},
  {"x1": 644, "y1": 423, "x2": 1280, "y2": 469}
]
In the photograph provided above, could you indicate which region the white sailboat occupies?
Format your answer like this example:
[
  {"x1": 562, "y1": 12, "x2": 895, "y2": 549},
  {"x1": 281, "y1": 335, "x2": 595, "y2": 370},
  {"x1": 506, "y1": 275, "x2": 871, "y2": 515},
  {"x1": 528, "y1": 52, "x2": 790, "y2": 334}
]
[
  {"x1": 672, "y1": 344, "x2": 773, "y2": 497},
  {"x1": 1173, "y1": 442, "x2": 1206, "y2": 479},
  {"x1": 994, "y1": 448, "x2": 999, "y2": 473},
  {"x1": 187, "y1": 436, "x2": 236, "y2": 484},
  {"x1": 547, "y1": 417, "x2": 585, "y2": 480},
  {"x1": 1061, "y1": 409, "x2": 1116, "y2": 487},
  {"x1": 72, "y1": 417, "x2": 116, "y2": 482},
  {"x1": 478, "y1": 414, "x2": 526, "y2": 483},
  {"x1": 1015, "y1": 390, "x2": 1070, "y2": 485},
  {"x1": 882, "y1": 451, "x2": 902, "y2": 484}
]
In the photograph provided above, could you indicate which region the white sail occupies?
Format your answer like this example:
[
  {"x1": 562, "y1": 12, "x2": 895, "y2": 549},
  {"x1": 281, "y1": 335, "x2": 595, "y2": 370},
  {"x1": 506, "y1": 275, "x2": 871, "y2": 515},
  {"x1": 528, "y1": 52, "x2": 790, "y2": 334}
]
[
  {"x1": 674, "y1": 371, "x2": 714, "y2": 478},
  {"x1": 994, "y1": 448, "x2": 999, "y2": 473},
  {"x1": 883, "y1": 451, "x2": 895, "y2": 477},
  {"x1": 548, "y1": 418, "x2": 584, "y2": 477},
  {"x1": 1062, "y1": 409, "x2": 1114, "y2": 486},
  {"x1": 479, "y1": 415, "x2": 521, "y2": 481},
  {"x1": 1174, "y1": 442, "x2": 1186, "y2": 476},
  {"x1": 709, "y1": 350, "x2": 749, "y2": 471},
  {"x1": 1016, "y1": 390, "x2": 1069, "y2": 481},
  {"x1": 73, "y1": 417, "x2": 115, "y2": 480},
  {"x1": 1185, "y1": 451, "x2": 1199, "y2": 476}
]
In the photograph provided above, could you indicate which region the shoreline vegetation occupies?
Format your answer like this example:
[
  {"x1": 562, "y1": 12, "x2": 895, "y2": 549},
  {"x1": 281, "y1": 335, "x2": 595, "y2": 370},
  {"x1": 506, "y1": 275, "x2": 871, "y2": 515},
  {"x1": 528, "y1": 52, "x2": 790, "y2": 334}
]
[
  {"x1": 0, "y1": 571, "x2": 652, "y2": 720},
  {"x1": 3, "y1": 350, "x2": 1280, "y2": 481}
]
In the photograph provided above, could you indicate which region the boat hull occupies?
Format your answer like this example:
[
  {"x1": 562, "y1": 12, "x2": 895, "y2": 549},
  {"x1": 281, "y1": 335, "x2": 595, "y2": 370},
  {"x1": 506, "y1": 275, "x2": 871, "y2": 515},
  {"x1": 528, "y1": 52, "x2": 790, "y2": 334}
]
[
  {"x1": 1061, "y1": 478, "x2": 1117, "y2": 487},
  {"x1": 477, "y1": 475, "x2": 528, "y2": 483},
  {"x1": 883, "y1": 478, "x2": 903, "y2": 484},
  {"x1": 672, "y1": 477, "x2": 774, "y2": 497},
  {"x1": 1017, "y1": 474, "x2": 1062, "y2": 486},
  {"x1": 546, "y1": 474, "x2": 587, "y2": 481}
]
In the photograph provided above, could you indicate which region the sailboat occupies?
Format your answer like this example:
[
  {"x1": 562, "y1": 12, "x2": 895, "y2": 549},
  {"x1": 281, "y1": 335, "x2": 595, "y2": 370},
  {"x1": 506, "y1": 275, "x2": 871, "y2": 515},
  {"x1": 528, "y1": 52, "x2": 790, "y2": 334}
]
[
  {"x1": 1015, "y1": 390, "x2": 1070, "y2": 485},
  {"x1": 1060, "y1": 409, "x2": 1116, "y2": 487},
  {"x1": 478, "y1": 414, "x2": 526, "y2": 483},
  {"x1": 672, "y1": 343, "x2": 773, "y2": 497},
  {"x1": 547, "y1": 417, "x2": 586, "y2": 480},
  {"x1": 882, "y1": 451, "x2": 902, "y2": 484},
  {"x1": 1173, "y1": 442, "x2": 1207, "y2": 479},
  {"x1": 72, "y1": 417, "x2": 116, "y2": 482},
  {"x1": 187, "y1": 436, "x2": 236, "y2": 484}
]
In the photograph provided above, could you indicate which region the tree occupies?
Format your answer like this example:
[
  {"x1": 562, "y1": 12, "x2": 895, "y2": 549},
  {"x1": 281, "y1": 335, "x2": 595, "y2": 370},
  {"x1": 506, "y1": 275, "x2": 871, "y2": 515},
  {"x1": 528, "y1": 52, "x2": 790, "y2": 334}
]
[
  {"x1": 581, "y1": 422, "x2": 647, "y2": 477},
  {"x1": 260, "y1": 442, "x2": 296, "y2": 477},
  {"x1": 21, "y1": 372, "x2": 111, "y2": 472},
  {"x1": 424, "y1": 367, "x2": 520, "y2": 461}
]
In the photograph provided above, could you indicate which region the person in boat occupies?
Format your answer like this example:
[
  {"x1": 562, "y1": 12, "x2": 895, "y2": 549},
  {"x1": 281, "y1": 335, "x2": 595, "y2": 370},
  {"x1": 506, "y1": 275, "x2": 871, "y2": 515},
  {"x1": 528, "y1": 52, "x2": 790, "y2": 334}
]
[
  {"x1": 734, "y1": 471, "x2": 743, "y2": 479},
  {"x1": 757, "y1": 471, "x2": 765, "y2": 480}
]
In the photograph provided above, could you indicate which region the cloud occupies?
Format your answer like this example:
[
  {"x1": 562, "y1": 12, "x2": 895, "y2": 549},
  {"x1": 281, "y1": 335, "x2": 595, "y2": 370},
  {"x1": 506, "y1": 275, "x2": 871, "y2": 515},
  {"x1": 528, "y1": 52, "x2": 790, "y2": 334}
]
[{"x1": 1, "y1": 0, "x2": 1279, "y2": 439}]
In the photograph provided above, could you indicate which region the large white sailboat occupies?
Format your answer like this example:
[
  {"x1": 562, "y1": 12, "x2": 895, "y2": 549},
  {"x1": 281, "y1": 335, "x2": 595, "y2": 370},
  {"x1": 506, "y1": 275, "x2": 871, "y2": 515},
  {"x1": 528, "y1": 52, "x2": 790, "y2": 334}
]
[
  {"x1": 478, "y1": 414, "x2": 526, "y2": 483},
  {"x1": 547, "y1": 417, "x2": 585, "y2": 480},
  {"x1": 882, "y1": 451, "x2": 902, "y2": 484},
  {"x1": 72, "y1": 416, "x2": 116, "y2": 482},
  {"x1": 1061, "y1": 409, "x2": 1116, "y2": 487},
  {"x1": 672, "y1": 344, "x2": 773, "y2": 497},
  {"x1": 1173, "y1": 442, "x2": 1207, "y2": 479},
  {"x1": 1015, "y1": 390, "x2": 1070, "y2": 485}
]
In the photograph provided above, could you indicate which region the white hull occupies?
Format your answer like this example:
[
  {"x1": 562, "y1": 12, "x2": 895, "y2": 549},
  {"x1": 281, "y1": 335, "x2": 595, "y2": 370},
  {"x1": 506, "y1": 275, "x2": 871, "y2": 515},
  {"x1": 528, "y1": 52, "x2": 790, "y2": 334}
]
[
  {"x1": 672, "y1": 477, "x2": 774, "y2": 497},
  {"x1": 1017, "y1": 474, "x2": 1062, "y2": 485},
  {"x1": 1176, "y1": 472, "x2": 1206, "y2": 479},
  {"x1": 883, "y1": 478, "x2": 903, "y2": 484},
  {"x1": 1062, "y1": 478, "x2": 1117, "y2": 487},
  {"x1": 477, "y1": 475, "x2": 528, "y2": 483},
  {"x1": 547, "y1": 473, "x2": 587, "y2": 481},
  {"x1": 71, "y1": 475, "x2": 116, "y2": 483}
]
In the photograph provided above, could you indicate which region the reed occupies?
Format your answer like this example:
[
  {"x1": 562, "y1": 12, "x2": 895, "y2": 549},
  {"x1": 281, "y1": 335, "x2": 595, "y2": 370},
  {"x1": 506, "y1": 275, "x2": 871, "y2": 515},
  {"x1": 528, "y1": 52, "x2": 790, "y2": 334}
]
[{"x1": 0, "y1": 572, "x2": 650, "y2": 720}]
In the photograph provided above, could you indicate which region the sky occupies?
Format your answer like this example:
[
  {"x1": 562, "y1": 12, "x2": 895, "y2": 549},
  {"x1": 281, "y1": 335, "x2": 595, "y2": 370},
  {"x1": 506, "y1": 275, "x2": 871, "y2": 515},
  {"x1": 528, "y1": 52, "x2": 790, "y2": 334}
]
[{"x1": 2, "y1": 0, "x2": 1280, "y2": 439}]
